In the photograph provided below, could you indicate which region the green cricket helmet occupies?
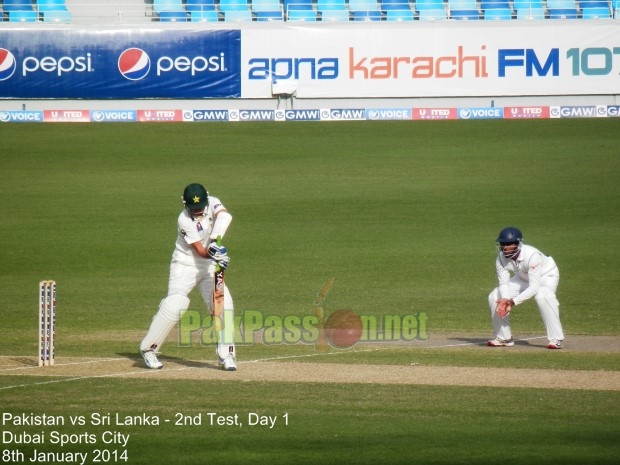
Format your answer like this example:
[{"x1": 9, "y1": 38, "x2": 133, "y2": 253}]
[{"x1": 182, "y1": 183, "x2": 209, "y2": 218}]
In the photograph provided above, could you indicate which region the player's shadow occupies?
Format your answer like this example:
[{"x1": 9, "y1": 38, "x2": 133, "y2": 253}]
[
  {"x1": 447, "y1": 337, "x2": 489, "y2": 346},
  {"x1": 11, "y1": 357, "x2": 39, "y2": 367},
  {"x1": 118, "y1": 352, "x2": 221, "y2": 370},
  {"x1": 447, "y1": 337, "x2": 536, "y2": 347}
]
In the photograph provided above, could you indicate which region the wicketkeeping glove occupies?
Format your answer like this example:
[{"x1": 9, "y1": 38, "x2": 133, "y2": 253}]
[
  {"x1": 207, "y1": 242, "x2": 227, "y2": 261},
  {"x1": 496, "y1": 299, "x2": 513, "y2": 318}
]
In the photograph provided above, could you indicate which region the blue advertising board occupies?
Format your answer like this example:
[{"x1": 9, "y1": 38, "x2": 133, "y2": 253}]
[{"x1": 0, "y1": 29, "x2": 241, "y2": 99}]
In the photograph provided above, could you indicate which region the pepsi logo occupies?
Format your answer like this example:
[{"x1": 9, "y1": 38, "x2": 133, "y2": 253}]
[
  {"x1": 118, "y1": 48, "x2": 150, "y2": 81},
  {"x1": 0, "y1": 49, "x2": 17, "y2": 82}
]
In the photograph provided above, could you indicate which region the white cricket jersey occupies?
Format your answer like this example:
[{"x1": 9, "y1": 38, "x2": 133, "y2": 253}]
[
  {"x1": 171, "y1": 196, "x2": 226, "y2": 266},
  {"x1": 496, "y1": 244, "x2": 559, "y2": 305}
]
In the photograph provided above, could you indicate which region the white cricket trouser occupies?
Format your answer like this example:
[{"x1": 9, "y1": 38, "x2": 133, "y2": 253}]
[
  {"x1": 488, "y1": 273, "x2": 564, "y2": 343},
  {"x1": 141, "y1": 259, "x2": 235, "y2": 359}
]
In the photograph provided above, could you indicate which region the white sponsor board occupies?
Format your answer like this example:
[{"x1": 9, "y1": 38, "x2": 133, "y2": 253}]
[{"x1": 241, "y1": 22, "x2": 620, "y2": 98}]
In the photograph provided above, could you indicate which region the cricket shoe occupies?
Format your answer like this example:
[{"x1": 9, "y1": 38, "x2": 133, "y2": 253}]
[
  {"x1": 219, "y1": 355, "x2": 237, "y2": 371},
  {"x1": 487, "y1": 337, "x2": 514, "y2": 347},
  {"x1": 141, "y1": 350, "x2": 163, "y2": 369},
  {"x1": 548, "y1": 339, "x2": 563, "y2": 350}
]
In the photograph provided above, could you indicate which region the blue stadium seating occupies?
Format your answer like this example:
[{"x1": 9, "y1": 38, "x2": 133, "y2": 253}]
[
  {"x1": 3, "y1": 0, "x2": 38, "y2": 22},
  {"x1": 579, "y1": 0, "x2": 610, "y2": 7},
  {"x1": 284, "y1": 0, "x2": 312, "y2": 11},
  {"x1": 449, "y1": 0, "x2": 481, "y2": 18},
  {"x1": 255, "y1": 11, "x2": 285, "y2": 19},
  {"x1": 153, "y1": 0, "x2": 185, "y2": 13},
  {"x1": 320, "y1": 10, "x2": 350, "y2": 20},
  {"x1": 580, "y1": 0, "x2": 612, "y2": 17},
  {"x1": 36, "y1": 0, "x2": 72, "y2": 21},
  {"x1": 5, "y1": 0, "x2": 611, "y2": 24},
  {"x1": 349, "y1": 0, "x2": 383, "y2": 19},
  {"x1": 512, "y1": 0, "x2": 544, "y2": 9},
  {"x1": 8, "y1": 10, "x2": 38, "y2": 22},
  {"x1": 284, "y1": 0, "x2": 316, "y2": 21},
  {"x1": 414, "y1": 0, "x2": 445, "y2": 10},
  {"x1": 484, "y1": 7, "x2": 512, "y2": 18},
  {"x1": 36, "y1": 0, "x2": 68, "y2": 10},
  {"x1": 42, "y1": 11, "x2": 72, "y2": 22},
  {"x1": 223, "y1": 10, "x2": 254, "y2": 20},
  {"x1": 480, "y1": 0, "x2": 511, "y2": 9},
  {"x1": 190, "y1": 10, "x2": 220, "y2": 21},
  {"x1": 287, "y1": 9, "x2": 318, "y2": 20},
  {"x1": 4, "y1": 0, "x2": 35, "y2": 12},
  {"x1": 317, "y1": 0, "x2": 349, "y2": 20},
  {"x1": 185, "y1": 0, "x2": 217, "y2": 12},
  {"x1": 352, "y1": 10, "x2": 383, "y2": 19},
  {"x1": 515, "y1": 6, "x2": 545, "y2": 18},
  {"x1": 381, "y1": 0, "x2": 413, "y2": 10},
  {"x1": 546, "y1": 0, "x2": 579, "y2": 18},
  {"x1": 480, "y1": 0, "x2": 512, "y2": 19},
  {"x1": 219, "y1": 0, "x2": 253, "y2": 20},
  {"x1": 158, "y1": 10, "x2": 188, "y2": 21},
  {"x1": 415, "y1": 0, "x2": 447, "y2": 19},
  {"x1": 512, "y1": 0, "x2": 544, "y2": 18},
  {"x1": 220, "y1": 0, "x2": 251, "y2": 11},
  {"x1": 581, "y1": 6, "x2": 612, "y2": 16},
  {"x1": 252, "y1": 0, "x2": 284, "y2": 20},
  {"x1": 417, "y1": 8, "x2": 448, "y2": 19},
  {"x1": 386, "y1": 9, "x2": 415, "y2": 19},
  {"x1": 548, "y1": 8, "x2": 579, "y2": 17}
]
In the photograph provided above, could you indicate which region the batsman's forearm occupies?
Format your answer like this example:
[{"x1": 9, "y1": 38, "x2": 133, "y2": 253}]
[{"x1": 210, "y1": 211, "x2": 232, "y2": 240}]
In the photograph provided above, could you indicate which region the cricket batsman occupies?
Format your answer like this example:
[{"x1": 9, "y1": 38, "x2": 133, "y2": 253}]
[
  {"x1": 140, "y1": 183, "x2": 237, "y2": 370},
  {"x1": 488, "y1": 227, "x2": 565, "y2": 349}
]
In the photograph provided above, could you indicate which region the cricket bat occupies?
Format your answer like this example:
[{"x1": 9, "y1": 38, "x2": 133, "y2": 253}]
[{"x1": 212, "y1": 235, "x2": 225, "y2": 331}]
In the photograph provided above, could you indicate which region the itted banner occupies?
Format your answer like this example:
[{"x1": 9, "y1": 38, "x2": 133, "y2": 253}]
[
  {"x1": 0, "y1": 29, "x2": 241, "y2": 98},
  {"x1": 241, "y1": 22, "x2": 620, "y2": 98}
]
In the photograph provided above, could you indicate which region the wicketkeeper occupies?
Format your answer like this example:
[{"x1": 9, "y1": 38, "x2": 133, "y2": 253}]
[
  {"x1": 140, "y1": 183, "x2": 237, "y2": 370},
  {"x1": 487, "y1": 227, "x2": 565, "y2": 349}
]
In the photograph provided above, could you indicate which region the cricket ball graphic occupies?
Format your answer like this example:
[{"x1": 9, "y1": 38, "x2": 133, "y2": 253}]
[{"x1": 324, "y1": 309, "x2": 363, "y2": 349}]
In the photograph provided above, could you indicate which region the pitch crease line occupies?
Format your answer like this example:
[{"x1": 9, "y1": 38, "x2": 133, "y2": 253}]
[{"x1": 0, "y1": 336, "x2": 548, "y2": 390}]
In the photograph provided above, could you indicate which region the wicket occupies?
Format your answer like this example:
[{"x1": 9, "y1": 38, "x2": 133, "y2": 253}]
[{"x1": 38, "y1": 280, "x2": 56, "y2": 367}]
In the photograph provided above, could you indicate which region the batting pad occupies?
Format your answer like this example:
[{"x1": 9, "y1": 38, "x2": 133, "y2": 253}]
[
  {"x1": 216, "y1": 307, "x2": 236, "y2": 360},
  {"x1": 140, "y1": 294, "x2": 190, "y2": 352}
]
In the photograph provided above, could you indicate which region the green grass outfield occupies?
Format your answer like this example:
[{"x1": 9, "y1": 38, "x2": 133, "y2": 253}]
[{"x1": 1, "y1": 120, "x2": 619, "y2": 464}]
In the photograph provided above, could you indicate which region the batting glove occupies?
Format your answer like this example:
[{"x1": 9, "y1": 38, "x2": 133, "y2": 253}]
[
  {"x1": 217, "y1": 256, "x2": 230, "y2": 270},
  {"x1": 207, "y1": 242, "x2": 227, "y2": 261}
]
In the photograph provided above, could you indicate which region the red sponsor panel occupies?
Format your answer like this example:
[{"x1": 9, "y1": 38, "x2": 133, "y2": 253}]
[
  {"x1": 412, "y1": 108, "x2": 458, "y2": 120},
  {"x1": 503, "y1": 106, "x2": 550, "y2": 119},
  {"x1": 44, "y1": 110, "x2": 90, "y2": 122},
  {"x1": 137, "y1": 110, "x2": 184, "y2": 122}
]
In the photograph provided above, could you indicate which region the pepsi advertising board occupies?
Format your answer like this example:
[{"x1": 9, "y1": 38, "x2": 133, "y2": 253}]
[{"x1": 0, "y1": 29, "x2": 241, "y2": 99}]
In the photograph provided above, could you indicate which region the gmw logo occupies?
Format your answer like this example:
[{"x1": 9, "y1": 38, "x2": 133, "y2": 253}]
[{"x1": 118, "y1": 48, "x2": 226, "y2": 80}]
